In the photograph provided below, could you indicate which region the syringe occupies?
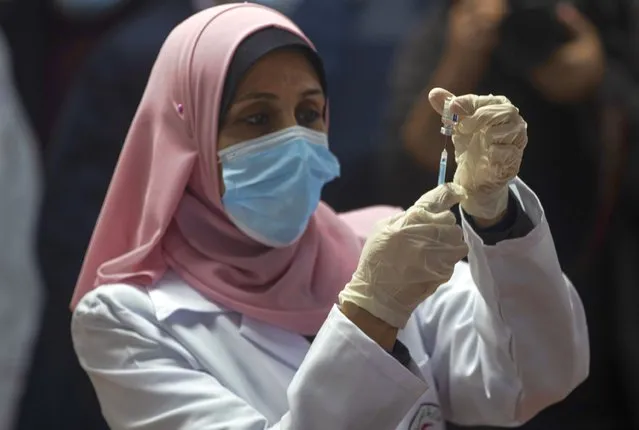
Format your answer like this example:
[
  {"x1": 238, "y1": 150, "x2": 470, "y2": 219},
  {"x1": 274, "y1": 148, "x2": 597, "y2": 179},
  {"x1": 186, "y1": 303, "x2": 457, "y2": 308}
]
[
  {"x1": 437, "y1": 96, "x2": 458, "y2": 185},
  {"x1": 437, "y1": 148, "x2": 448, "y2": 186}
]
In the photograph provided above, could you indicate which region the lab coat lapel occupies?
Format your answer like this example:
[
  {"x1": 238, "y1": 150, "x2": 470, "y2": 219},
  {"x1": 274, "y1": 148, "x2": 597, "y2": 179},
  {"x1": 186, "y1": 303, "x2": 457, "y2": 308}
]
[{"x1": 239, "y1": 316, "x2": 310, "y2": 371}]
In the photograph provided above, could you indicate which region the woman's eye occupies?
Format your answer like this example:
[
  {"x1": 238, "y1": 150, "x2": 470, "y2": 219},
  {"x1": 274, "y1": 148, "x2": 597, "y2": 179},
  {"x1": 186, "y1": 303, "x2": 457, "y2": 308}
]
[
  {"x1": 296, "y1": 108, "x2": 321, "y2": 126},
  {"x1": 244, "y1": 113, "x2": 269, "y2": 126}
]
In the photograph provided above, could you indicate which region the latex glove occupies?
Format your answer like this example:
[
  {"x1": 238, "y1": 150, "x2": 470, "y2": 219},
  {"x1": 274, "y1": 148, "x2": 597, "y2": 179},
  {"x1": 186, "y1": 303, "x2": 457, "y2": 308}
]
[
  {"x1": 338, "y1": 184, "x2": 469, "y2": 329},
  {"x1": 429, "y1": 88, "x2": 528, "y2": 220}
]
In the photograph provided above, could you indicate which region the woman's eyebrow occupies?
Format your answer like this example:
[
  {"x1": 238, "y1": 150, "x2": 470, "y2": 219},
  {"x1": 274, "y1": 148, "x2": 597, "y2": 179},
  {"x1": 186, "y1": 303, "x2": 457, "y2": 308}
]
[
  {"x1": 301, "y1": 88, "x2": 323, "y2": 97},
  {"x1": 235, "y1": 92, "x2": 278, "y2": 103},
  {"x1": 235, "y1": 88, "x2": 323, "y2": 103}
]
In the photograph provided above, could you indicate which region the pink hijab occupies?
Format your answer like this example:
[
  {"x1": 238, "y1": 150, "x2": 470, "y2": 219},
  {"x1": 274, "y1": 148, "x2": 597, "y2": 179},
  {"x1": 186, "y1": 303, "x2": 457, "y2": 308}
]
[{"x1": 70, "y1": 3, "x2": 397, "y2": 335}]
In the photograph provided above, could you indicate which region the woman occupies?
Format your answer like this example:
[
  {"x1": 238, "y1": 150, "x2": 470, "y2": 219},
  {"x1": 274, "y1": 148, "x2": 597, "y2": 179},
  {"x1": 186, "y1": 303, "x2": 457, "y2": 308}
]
[{"x1": 70, "y1": 4, "x2": 588, "y2": 430}]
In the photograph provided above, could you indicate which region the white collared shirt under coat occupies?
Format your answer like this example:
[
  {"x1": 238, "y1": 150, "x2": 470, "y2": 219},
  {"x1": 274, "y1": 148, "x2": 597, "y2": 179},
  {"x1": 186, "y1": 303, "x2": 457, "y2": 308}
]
[{"x1": 71, "y1": 178, "x2": 589, "y2": 430}]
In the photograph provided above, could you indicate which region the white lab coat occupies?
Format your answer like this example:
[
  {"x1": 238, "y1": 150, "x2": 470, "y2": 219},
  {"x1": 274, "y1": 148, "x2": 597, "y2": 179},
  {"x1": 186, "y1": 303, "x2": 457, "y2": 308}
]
[{"x1": 71, "y1": 178, "x2": 589, "y2": 430}]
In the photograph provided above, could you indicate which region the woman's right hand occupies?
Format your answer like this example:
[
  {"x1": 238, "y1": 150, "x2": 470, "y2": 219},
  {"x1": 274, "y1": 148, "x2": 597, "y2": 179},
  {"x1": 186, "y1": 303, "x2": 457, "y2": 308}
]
[{"x1": 339, "y1": 184, "x2": 469, "y2": 330}]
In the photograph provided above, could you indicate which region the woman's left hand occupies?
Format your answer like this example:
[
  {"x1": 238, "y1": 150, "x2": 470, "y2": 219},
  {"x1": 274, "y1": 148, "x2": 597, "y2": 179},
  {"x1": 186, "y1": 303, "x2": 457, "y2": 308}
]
[{"x1": 430, "y1": 88, "x2": 528, "y2": 226}]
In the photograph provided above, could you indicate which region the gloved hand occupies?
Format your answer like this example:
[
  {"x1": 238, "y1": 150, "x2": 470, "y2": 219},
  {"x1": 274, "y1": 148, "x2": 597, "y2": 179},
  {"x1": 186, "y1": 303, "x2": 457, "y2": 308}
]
[
  {"x1": 429, "y1": 88, "x2": 528, "y2": 220},
  {"x1": 338, "y1": 184, "x2": 469, "y2": 329}
]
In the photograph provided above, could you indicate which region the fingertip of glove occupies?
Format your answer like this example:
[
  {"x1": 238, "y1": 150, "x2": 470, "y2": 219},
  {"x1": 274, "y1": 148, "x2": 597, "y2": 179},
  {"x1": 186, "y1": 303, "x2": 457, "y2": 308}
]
[
  {"x1": 428, "y1": 87, "x2": 454, "y2": 99},
  {"x1": 428, "y1": 87, "x2": 455, "y2": 114}
]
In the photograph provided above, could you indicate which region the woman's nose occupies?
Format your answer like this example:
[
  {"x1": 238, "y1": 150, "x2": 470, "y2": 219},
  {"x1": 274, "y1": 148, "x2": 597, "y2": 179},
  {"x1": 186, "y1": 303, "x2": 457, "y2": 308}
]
[{"x1": 282, "y1": 112, "x2": 299, "y2": 129}]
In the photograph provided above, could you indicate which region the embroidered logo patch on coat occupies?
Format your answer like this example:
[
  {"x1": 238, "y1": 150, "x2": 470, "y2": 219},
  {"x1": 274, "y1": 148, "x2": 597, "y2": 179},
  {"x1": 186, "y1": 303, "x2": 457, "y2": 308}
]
[{"x1": 409, "y1": 403, "x2": 442, "y2": 430}]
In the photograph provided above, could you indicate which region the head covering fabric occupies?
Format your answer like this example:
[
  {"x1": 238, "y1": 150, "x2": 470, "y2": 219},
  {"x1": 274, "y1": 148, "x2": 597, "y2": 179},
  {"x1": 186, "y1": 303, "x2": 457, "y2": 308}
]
[
  {"x1": 219, "y1": 26, "x2": 326, "y2": 120},
  {"x1": 70, "y1": 3, "x2": 363, "y2": 335}
]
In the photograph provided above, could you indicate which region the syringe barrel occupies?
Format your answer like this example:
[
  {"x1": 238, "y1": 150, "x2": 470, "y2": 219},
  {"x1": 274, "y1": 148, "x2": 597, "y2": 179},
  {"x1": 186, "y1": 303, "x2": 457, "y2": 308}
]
[{"x1": 437, "y1": 149, "x2": 448, "y2": 185}]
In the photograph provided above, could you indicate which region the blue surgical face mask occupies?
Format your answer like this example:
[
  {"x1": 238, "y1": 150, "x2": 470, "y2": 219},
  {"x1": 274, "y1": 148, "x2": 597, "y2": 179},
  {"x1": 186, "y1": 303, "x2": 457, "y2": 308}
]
[{"x1": 219, "y1": 126, "x2": 340, "y2": 248}]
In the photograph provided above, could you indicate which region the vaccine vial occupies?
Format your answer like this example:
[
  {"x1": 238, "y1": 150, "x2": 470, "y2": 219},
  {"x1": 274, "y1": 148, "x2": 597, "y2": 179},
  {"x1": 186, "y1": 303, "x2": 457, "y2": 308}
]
[{"x1": 440, "y1": 96, "x2": 458, "y2": 136}]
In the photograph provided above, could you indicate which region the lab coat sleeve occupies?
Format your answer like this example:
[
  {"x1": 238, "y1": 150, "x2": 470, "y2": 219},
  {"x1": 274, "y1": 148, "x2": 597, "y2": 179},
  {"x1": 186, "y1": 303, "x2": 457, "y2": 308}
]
[
  {"x1": 72, "y1": 286, "x2": 428, "y2": 430},
  {"x1": 414, "y1": 177, "x2": 589, "y2": 427}
]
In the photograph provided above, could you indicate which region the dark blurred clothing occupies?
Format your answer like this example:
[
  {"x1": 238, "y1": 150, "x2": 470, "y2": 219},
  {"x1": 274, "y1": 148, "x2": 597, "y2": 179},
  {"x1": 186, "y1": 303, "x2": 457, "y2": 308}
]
[
  {"x1": 0, "y1": 0, "x2": 151, "y2": 145},
  {"x1": 17, "y1": 2, "x2": 193, "y2": 429},
  {"x1": 0, "y1": 0, "x2": 52, "y2": 143},
  {"x1": 382, "y1": 1, "x2": 639, "y2": 429},
  {"x1": 53, "y1": 0, "x2": 134, "y2": 21},
  {"x1": 42, "y1": 0, "x2": 154, "y2": 144}
]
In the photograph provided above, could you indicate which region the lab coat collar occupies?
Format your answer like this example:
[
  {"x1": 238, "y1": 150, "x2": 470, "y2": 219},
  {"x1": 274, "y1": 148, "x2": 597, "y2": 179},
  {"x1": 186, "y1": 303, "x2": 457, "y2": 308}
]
[{"x1": 149, "y1": 270, "x2": 309, "y2": 370}]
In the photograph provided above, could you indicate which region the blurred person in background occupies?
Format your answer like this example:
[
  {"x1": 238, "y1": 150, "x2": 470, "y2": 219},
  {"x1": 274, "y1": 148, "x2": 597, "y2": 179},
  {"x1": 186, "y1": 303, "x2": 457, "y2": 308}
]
[
  {"x1": 0, "y1": 30, "x2": 43, "y2": 430},
  {"x1": 381, "y1": 0, "x2": 639, "y2": 429}
]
